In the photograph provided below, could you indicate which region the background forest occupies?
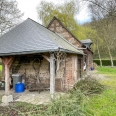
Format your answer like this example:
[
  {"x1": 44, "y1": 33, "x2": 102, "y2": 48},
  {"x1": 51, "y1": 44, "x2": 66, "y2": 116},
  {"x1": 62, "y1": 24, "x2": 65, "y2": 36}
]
[{"x1": 36, "y1": 0, "x2": 116, "y2": 66}]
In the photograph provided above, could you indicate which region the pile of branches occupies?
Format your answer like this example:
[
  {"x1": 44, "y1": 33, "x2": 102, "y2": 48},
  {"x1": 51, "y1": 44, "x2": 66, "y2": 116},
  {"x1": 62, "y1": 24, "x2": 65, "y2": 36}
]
[{"x1": 73, "y1": 77, "x2": 105, "y2": 95}]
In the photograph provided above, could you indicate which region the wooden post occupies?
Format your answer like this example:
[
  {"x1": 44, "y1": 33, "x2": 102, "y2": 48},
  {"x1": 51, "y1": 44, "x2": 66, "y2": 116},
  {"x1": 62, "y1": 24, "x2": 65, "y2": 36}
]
[
  {"x1": 2, "y1": 57, "x2": 13, "y2": 96},
  {"x1": 1, "y1": 62, "x2": 5, "y2": 80},
  {"x1": 5, "y1": 64, "x2": 10, "y2": 95},
  {"x1": 73, "y1": 55, "x2": 77, "y2": 83},
  {"x1": 50, "y1": 53, "x2": 55, "y2": 98}
]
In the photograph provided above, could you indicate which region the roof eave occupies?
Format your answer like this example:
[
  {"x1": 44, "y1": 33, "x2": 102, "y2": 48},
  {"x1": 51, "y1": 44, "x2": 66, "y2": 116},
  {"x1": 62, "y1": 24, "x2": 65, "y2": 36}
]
[
  {"x1": 0, "y1": 49, "x2": 60, "y2": 57},
  {"x1": 59, "y1": 48, "x2": 85, "y2": 55},
  {"x1": 0, "y1": 48, "x2": 85, "y2": 57}
]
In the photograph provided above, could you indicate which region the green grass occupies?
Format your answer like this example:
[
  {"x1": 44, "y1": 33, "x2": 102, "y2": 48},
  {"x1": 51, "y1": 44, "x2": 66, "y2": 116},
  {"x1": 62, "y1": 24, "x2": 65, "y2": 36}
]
[
  {"x1": 97, "y1": 66, "x2": 116, "y2": 76},
  {"x1": 85, "y1": 67, "x2": 116, "y2": 116}
]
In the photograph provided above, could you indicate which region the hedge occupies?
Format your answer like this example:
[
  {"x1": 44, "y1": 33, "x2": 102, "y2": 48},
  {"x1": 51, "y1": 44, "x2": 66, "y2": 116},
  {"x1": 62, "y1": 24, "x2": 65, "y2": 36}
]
[{"x1": 93, "y1": 60, "x2": 116, "y2": 66}]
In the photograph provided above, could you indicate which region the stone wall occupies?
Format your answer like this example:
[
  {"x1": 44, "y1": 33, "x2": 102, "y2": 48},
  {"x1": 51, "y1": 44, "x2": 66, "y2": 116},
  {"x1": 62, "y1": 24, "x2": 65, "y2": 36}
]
[
  {"x1": 83, "y1": 49, "x2": 93, "y2": 70},
  {"x1": 11, "y1": 54, "x2": 50, "y2": 88},
  {"x1": 56, "y1": 54, "x2": 81, "y2": 91},
  {"x1": 48, "y1": 20, "x2": 82, "y2": 48},
  {"x1": 10, "y1": 53, "x2": 80, "y2": 91}
]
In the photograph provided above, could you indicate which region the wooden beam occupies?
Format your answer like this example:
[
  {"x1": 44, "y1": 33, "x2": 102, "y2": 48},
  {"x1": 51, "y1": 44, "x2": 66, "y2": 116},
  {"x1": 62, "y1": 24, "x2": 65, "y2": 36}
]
[
  {"x1": 72, "y1": 55, "x2": 78, "y2": 83},
  {"x1": 50, "y1": 53, "x2": 55, "y2": 98},
  {"x1": 42, "y1": 55, "x2": 50, "y2": 62},
  {"x1": 4, "y1": 64, "x2": 10, "y2": 95},
  {"x1": 1, "y1": 62, "x2": 5, "y2": 81},
  {"x1": 1, "y1": 56, "x2": 13, "y2": 96}
]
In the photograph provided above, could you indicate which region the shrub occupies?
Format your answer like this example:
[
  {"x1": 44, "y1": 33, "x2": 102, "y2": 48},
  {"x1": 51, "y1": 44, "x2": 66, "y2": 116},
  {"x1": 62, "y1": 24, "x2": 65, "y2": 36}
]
[
  {"x1": 73, "y1": 77, "x2": 105, "y2": 95},
  {"x1": 94, "y1": 60, "x2": 116, "y2": 66},
  {"x1": 47, "y1": 90, "x2": 89, "y2": 116}
]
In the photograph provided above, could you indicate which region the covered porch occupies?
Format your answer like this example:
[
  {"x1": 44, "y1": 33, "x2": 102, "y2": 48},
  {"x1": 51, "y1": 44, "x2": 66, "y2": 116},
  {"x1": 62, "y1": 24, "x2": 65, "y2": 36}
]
[
  {"x1": 1, "y1": 52, "x2": 57, "y2": 104},
  {"x1": 1, "y1": 51, "x2": 83, "y2": 104}
]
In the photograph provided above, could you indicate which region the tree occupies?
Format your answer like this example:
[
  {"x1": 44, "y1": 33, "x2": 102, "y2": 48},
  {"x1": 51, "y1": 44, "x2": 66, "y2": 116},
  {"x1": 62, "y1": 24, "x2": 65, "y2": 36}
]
[
  {"x1": 88, "y1": 20, "x2": 103, "y2": 66},
  {"x1": 37, "y1": 1, "x2": 79, "y2": 30},
  {"x1": 83, "y1": 0, "x2": 116, "y2": 66},
  {"x1": 0, "y1": 0, "x2": 23, "y2": 36}
]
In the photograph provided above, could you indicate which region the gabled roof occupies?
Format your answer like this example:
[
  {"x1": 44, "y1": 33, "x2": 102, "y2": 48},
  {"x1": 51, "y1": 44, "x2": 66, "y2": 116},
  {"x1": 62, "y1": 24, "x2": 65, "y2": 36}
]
[
  {"x1": 47, "y1": 16, "x2": 83, "y2": 45},
  {"x1": 0, "y1": 18, "x2": 84, "y2": 56},
  {"x1": 47, "y1": 16, "x2": 93, "y2": 53}
]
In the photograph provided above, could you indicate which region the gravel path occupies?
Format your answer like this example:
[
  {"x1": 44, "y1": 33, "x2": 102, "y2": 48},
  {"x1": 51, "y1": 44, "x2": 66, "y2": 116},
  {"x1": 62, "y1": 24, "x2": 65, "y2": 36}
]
[{"x1": 86, "y1": 70, "x2": 108, "y2": 80}]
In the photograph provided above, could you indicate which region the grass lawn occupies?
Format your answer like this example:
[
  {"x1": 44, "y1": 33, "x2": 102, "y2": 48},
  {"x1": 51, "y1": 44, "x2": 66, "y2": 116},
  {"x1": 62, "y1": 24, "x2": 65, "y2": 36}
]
[
  {"x1": 85, "y1": 67, "x2": 116, "y2": 116},
  {"x1": 97, "y1": 66, "x2": 116, "y2": 77}
]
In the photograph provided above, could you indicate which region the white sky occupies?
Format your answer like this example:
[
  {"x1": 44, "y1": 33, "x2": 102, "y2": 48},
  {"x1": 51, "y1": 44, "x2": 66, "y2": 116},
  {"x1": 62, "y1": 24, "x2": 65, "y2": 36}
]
[{"x1": 17, "y1": 0, "x2": 91, "y2": 24}]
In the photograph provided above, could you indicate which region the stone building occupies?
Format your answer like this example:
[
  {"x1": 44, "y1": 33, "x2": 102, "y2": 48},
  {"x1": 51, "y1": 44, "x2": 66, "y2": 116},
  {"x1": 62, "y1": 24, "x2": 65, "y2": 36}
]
[
  {"x1": 0, "y1": 18, "x2": 93, "y2": 103},
  {"x1": 48, "y1": 17, "x2": 93, "y2": 70}
]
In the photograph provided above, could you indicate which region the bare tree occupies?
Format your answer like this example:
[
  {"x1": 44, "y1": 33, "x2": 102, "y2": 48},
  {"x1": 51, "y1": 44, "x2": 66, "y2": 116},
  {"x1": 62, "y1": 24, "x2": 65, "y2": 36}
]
[
  {"x1": 0, "y1": 0, "x2": 23, "y2": 36},
  {"x1": 84, "y1": 0, "x2": 116, "y2": 66}
]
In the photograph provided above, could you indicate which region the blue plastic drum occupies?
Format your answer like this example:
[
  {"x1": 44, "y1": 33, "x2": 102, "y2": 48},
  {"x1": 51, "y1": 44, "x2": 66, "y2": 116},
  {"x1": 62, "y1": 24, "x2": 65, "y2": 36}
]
[{"x1": 15, "y1": 83, "x2": 25, "y2": 93}]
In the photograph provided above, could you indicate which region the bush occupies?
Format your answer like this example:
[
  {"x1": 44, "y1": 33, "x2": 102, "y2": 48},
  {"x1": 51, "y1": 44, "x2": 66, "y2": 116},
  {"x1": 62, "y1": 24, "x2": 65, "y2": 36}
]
[
  {"x1": 47, "y1": 90, "x2": 90, "y2": 116},
  {"x1": 73, "y1": 77, "x2": 105, "y2": 95},
  {"x1": 94, "y1": 60, "x2": 116, "y2": 66}
]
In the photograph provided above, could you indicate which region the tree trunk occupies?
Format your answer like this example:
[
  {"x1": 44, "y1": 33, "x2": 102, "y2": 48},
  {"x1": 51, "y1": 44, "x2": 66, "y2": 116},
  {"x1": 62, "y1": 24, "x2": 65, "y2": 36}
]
[
  {"x1": 96, "y1": 39, "x2": 102, "y2": 66},
  {"x1": 107, "y1": 45, "x2": 114, "y2": 67}
]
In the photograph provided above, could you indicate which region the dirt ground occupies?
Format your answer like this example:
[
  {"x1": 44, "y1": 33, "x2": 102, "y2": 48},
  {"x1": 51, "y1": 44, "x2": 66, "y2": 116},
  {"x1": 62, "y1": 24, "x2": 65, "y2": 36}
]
[{"x1": 0, "y1": 89, "x2": 65, "y2": 106}]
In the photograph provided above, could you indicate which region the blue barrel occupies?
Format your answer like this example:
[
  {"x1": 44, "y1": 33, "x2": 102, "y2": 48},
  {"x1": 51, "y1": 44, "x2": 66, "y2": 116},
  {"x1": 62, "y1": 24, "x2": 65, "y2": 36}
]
[{"x1": 15, "y1": 83, "x2": 25, "y2": 93}]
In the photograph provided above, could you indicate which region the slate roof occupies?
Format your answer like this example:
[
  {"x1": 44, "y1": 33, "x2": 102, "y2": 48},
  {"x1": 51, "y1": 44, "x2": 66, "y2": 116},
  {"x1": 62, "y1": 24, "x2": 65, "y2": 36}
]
[
  {"x1": 80, "y1": 39, "x2": 92, "y2": 44},
  {"x1": 80, "y1": 39, "x2": 93, "y2": 49},
  {"x1": 0, "y1": 18, "x2": 84, "y2": 56}
]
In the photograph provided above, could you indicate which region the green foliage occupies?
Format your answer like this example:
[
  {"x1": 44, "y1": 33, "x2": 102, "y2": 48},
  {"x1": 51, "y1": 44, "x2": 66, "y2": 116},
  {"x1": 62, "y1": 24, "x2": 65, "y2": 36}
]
[
  {"x1": 47, "y1": 91, "x2": 89, "y2": 116},
  {"x1": 0, "y1": 65, "x2": 2, "y2": 71},
  {"x1": 37, "y1": 0, "x2": 78, "y2": 27},
  {"x1": 37, "y1": 0, "x2": 97, "y2": 43},
  {"x1": 94, "y1": 60, "x2": 116, "y2": 66},
  {"x1": 73, "y1": 77, "x2": 105, "y2": 95},
  {"x1": 86, "y1": 0, "x2": 116, "y2": 59}
]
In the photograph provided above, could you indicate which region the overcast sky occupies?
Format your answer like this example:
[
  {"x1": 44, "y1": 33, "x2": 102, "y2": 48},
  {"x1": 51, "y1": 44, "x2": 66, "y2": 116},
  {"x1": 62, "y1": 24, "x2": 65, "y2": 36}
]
[{"x1": 17, "y1": 0, "x2": 91, "y2": 24}]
